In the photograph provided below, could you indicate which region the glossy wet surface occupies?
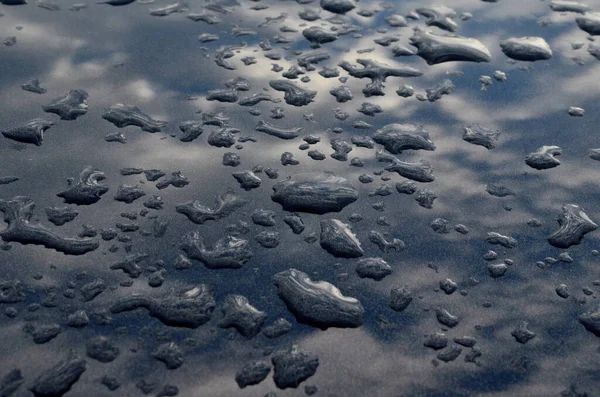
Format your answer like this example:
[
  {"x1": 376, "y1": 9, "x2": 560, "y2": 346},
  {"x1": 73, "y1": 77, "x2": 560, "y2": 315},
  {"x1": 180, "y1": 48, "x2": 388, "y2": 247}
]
[{"x1": 1, "y1": 0, "x2": 600, "y2": 396}]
